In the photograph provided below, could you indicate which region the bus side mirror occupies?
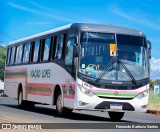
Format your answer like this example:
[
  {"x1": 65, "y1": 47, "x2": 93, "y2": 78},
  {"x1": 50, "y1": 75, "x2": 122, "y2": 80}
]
[{"x1": 147, "y1": 40, "x2": 151, "y2": 59}]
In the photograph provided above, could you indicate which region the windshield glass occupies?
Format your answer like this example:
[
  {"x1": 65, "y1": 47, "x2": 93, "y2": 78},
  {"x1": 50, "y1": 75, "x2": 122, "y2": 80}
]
[
  {"x1": 117, "y1": 34, "x2": 148, "y2": 80},
  {"x1": 80, "y1": 32, "x2": 116, "y2": 80},
  {"x1": 79, "y1": 32, "x2": 149, "y2": 81}
]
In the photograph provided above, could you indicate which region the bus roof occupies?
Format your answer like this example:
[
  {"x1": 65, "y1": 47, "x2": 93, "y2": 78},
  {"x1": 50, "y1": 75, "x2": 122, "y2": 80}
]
[
  {"x1": 9, "y1": 24, "x2": 72, "y2": 45},
  {"x1": 9, "y1": 23, "x2": 145, "y2": 46},
  {"x1": 70, "y1": 23, "x2": 145, "y2": 37}
]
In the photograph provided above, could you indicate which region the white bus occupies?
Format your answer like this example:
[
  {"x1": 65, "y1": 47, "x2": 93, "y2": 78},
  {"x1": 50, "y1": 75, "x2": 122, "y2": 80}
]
[{"x1": 4, "y1": 23, "x2": 151, "y2": 121}]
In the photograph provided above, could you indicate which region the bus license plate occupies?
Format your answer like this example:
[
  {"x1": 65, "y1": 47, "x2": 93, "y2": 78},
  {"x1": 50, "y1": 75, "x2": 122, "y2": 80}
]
[{"x1": 110, "y1": 104, "x2": 122, "y2": 110}]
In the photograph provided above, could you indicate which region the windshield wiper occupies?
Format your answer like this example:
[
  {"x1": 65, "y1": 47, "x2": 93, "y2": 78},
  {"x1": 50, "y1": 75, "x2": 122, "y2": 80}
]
[
  {"x1": 117, "y1": 58, "x2": 136, "y2": 84},
  {"x1": 94, "y1": 56, "x2": 136, "y2": 84},
  {"x1": 95, "y1": 57, "x2": 115, "y2": 82}
]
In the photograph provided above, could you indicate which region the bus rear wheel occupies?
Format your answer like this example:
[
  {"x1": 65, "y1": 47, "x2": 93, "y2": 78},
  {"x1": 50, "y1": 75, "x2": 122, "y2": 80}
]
[
  {"x1": 18, "y1": 91, "x2": 34, "y2": 109},
  {"x1": 18, "y1": 91, "x2": 25, "y2": 108},
  {"x1": 108, "y1": 111, "x2": 124, "y2": 121},
  {"x1": 56, "y1": 92, "x2": 73, "y2": 116}
]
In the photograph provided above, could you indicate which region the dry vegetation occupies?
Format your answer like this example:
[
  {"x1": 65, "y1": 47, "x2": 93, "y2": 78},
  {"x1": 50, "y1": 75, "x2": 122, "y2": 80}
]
[{"x1": 147, "y1": 90, "x2": 160, "y2": 115}]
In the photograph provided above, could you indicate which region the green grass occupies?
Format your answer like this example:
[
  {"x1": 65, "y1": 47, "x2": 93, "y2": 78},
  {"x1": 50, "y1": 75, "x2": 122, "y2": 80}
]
[{"x1": 148, "y1": 90, "x2": 160, "y2": 111}]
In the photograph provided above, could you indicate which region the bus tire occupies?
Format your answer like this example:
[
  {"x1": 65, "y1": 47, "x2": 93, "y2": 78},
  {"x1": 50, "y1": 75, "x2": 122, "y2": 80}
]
[
  {"x1": 108, "y1": 111, "x2": 124, "y2": 121},
  {"x1": 56, "y1": 92, "x2": 73, "y2": 116},
  {"x1": 24, "y1": 101, "x2": 35, "y2": 110},
  {"x1": 18, "y1": 91, "x2": 34, "y2": 109},
  {"x1": 18, "y1": 90, "x2": 25, "y2": 108}
]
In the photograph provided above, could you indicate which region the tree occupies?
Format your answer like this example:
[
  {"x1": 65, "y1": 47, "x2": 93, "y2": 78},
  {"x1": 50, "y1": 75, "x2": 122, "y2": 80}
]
[
  {"x1": 154, "y1": 79, "x2": 160, "y2": 85},
  {"x1": 0, "y1": 46, "x2": 7, "y2": 81},
  {"x1": 149, "y1": 79, "x2": 154, "y2": 90}
]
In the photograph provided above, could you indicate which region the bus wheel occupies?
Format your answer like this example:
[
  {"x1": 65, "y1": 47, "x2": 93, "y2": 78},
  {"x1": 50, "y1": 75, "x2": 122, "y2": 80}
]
[
  {"x1": 56, "y1": 92, "x2": 73, "y2": 116},
  {"x1": 56, "y1": 92, "x2": 63, "y2": 116},
  {"x1": 18, "y1": 91, "x2": 25, "y2": 108},
  {"x1": 108, "y1": 112, "x2": 124, "y2": 121},
  {"x1": 18, "y1": 91, "x2": 34, "y2": 109}
]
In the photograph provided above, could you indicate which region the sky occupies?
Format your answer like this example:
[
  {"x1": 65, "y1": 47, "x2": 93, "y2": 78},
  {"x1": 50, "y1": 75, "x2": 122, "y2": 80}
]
[{"x1": 0, "y1": 0, "x2": 160, "y2": 60}]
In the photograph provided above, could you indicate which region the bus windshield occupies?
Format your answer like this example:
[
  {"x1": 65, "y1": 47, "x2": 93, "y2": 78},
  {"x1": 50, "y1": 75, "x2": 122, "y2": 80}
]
[
  {"x1": 117, "y1": 34, "x2": 148, "y2": 81},
  {"x1": 79, "y1": 32, "x2": 149, "y2": 81}
]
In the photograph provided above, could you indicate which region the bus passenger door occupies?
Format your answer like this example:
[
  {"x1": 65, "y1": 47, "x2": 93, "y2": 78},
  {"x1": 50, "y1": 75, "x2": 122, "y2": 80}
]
[
  {"x1": 64, "y1": 39, "x2": 75, "y2": 108},
  {"x1": 65, "y1": 39, "x2": 74, "y2": 76}
]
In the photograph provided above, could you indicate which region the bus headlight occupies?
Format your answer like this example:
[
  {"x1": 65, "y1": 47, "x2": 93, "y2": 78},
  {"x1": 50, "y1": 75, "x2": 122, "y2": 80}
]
[
  {"x1": 136, "y1": 90, "x2": 149, "y2": 99},
  {"x1": 78, "y1": 85, "x2": 94, "y2": 97}
]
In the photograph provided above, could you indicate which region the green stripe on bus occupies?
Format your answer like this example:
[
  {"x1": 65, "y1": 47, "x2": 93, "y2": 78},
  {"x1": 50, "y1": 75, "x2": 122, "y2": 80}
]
[
  {"x1": 63, "y1": 89, "x2": 75, "y2": 94},
  {"x1": 94, "y1": 92, "x2": 136, "y2": 97},
  {"x1": 27, "y1": 87, "x2": 52, "y2": 92},
  {"x1": 42, "y1": 88, "x2": 52, "y2": 92},
  {"x1": 5, "y1": 72, "x2": 26, "y2": 76},
  {"x1": 27, "y1": 87, "x2": 41, "y2": 92}
]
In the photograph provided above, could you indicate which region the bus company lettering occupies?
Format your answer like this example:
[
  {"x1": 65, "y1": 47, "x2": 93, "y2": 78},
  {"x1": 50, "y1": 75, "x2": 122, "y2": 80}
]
[
  {"x1": 83, "y1": 82, "x2": 92, "y2": 89},
  {"x1": 42, "y1": 69, "x2": 51, "y2": 78},
  {"x1": 31, "y1": 69, "x2": 41, "y2": 78},
  {"x1": 31, "y1": 69, "x2": 51, "y2": 78}
]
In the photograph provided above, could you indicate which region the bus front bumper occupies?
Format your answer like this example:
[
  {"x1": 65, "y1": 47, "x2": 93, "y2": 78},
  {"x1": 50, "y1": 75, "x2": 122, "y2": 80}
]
[{"x1": 74, "y1": 88, "x2": 148, "y2": 113}]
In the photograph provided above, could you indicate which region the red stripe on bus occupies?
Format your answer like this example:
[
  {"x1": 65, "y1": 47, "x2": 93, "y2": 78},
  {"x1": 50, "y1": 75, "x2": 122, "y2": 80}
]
[
  {"x1": 5, "y1": 68, "x2": 27, "y2": 73},
  {"x1": 26, "y1": 83, "x2": 54, "y2": 88},
  {"x1": 5, "y1": 75, "x2": 26, "y2": 79},
  {"x1": 61, "y1": 84, "x2": 76, "y2": 89},
  {"x1": 63, "y1": 94, "x2": 75, "y2": 99},
  {"x1": 70, "y1": 84, "x2": 75, "y2": 89}
]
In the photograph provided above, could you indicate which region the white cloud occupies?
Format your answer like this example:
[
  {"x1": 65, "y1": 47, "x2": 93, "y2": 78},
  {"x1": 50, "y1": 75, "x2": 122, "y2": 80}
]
[
  {"x1": 0, "y1": 44, "x2": 6, "y2": 47},
  {"x1": 26, "y1": 22, "x2": 52, "y2": 25},
  {"x1": 111, "y1": 7, "x2": 160, "y2": 31},
  {"x1": 7, "y1": 2, "x2": 74, "y2": 22},
  {"x1": 8, "y1": 2, "x2": 40, "y2": 14},
  {"x1": 142, "y1": 3, "x2": 154, "y2": 9},
  {"x1": 150, "y1": 57, "x2": 160, "y2": 72}
]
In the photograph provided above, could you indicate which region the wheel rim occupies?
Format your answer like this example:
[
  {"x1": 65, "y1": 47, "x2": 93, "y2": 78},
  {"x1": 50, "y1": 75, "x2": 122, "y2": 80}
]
[
  {"x1": 57, "y1": 94, "x2": 63, "y2": 112},
  {"x1": 18, "y1": 92, "x2": 22, "y2": 105}
]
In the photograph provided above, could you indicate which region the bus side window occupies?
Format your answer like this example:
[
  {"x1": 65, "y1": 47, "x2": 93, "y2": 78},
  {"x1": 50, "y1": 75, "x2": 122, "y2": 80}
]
[
  {"x1": 33, "y1": 40, "x2": 40, "y2": 62},
  {"x1": 23, "y1": 43, "x2": 31, "y2": 63},
  {"x1": 18, "y1": 45, "x2": 23, "y2": 64},
  {"x1": 10, "y1": 46, "x2": 16, "y2": 65},
  {"x1": 48, "y1": 37, "x2": 53, "y2": 61},
  {"x1": 9, "y1": 47, "x2": 12, "y2": 65},
  {"x1": 15, "y1": 45, "x2": 20, "y2": 64},
  {"x1": 51, "y1": 36, "x2": 57, "y2": 60},
  {"x1": 21, "y1": 44, "x2": 25, "y2": 63},
  {"x1": 30, "y1": 42, "x2": 35, "y2": 63},
  {"x1": 62, "y1": 33, "x2": 66, "y2": 59},
  {"x1": 55, "y1": 34, "x2": 64, "y2": 60},
  {"x1": 6, "y1": 47, "x2": 11, "y2": 65},
  {"x1": 43, "y1": 38, "x2": 51, "y2": 61},
  {"x1": 14, "y1": 46, "x2": 17, "y2": 64},
  {"x1": 40, "y1": 39, "x2": 45, "y2": 61}
]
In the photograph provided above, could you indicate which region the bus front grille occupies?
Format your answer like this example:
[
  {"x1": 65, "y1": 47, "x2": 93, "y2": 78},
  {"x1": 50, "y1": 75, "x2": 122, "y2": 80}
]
[
  {"x1": 95, "y1": 101, "x2": 135, "y2": 111},
  {"x1": 98, "y1": 96, "x2": 134, "y2": 100}
]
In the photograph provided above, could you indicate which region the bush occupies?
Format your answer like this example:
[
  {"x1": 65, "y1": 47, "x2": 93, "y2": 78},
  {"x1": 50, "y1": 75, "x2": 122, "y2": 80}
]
[
  {"x1": 149, "y1": 90, "x2": 160, "y2": 109},
  {"x1": 0, "y1": 46, "x2": 7, "y2": 81}
]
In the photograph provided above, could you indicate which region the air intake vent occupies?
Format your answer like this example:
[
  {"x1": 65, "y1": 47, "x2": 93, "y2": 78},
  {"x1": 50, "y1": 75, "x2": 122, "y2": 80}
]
[{"x1": 98, "y1": 96, "x2": 134, "y2": 100}]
